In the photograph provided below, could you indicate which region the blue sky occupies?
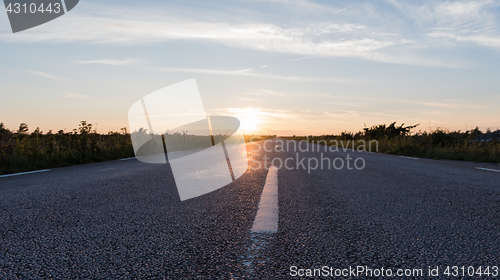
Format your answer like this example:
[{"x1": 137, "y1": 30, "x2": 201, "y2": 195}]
[{"x1": 1, "y1": 0, "x2": 499, "y2": 135}]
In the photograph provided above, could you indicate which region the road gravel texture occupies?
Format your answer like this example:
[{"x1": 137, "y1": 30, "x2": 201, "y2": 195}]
[
  {"x1": 256, "y1": 141, "x2": 500, "y2": 279},
  {"x1": 1, "y1": 140, "x2": 500, "y2": 279}
]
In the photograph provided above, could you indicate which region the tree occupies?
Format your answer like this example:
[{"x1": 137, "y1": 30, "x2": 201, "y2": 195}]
[
  {"x1": 78, "y1": 121, "x2": 92, "y2": 135},
  {"x1": 18, "y1": 123, "x2": 28, "y2": 134},
  {"x1": 0, "y1": 122, "x2": 12, "y2": 140},
  {"x1": 363, "y1": 122, "x2": 419, "y2": 139},
  {"x1": 470, "y1": 127, "x2": 482, "y2": 138},
  {"x1": 0, "y1": 122, "x2": 10, "y2": 134}
]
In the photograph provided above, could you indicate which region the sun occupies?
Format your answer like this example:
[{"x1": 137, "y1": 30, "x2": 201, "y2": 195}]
[
  {"x1": 231, "y1": 108, "x2": 263, "y2": 133},
  {"x1": 239, "y1": 117, "x2": 259, "y2": 133}
]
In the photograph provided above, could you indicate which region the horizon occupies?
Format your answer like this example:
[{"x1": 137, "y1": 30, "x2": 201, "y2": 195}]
[{"x1": 0, "y1": 119, "x2": 496, "y2": 137}]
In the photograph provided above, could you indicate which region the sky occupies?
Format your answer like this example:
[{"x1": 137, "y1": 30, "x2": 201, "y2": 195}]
[{"x1": 0, "y1": 0, "x2": 499, "y2": 136}]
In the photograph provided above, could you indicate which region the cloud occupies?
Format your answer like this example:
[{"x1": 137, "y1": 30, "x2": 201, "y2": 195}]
[
  {"x1": 26, "y1": 70, "x2": 69, "y2": 81},
  {"x1": 2, "y1": 11, "x2": 370, "y2": 44},
  {"x1": 4, "y1": 1, "x2": 497, "y2": 66},
  {"x1": 387, "y1": 0, "x2": 495, "y2": 24},
  {"x1": 288, "y1": 56, "x2": 315, "y2": 62},
  {"x1": 241, "y1": 89, "x2": 286, "y2": 98},
  {"x1": 427, "y1": 31, "x2": 500, "y2": 48},
  {"x1": 252, "y1": 0, "x2": 351, "y2": 15},
  {"x1": 65, "y1": 92, "x2": 87, "y2": 99},
  {"x1": 0, "y1": 4, "x2": 422, "y2": 65},
  {"x1": 74, "y1": 58, "x2": 142, "y2": 65},
  {"x1": 414, "y1": 101, "x2": 480, "y2": 109},
  {"x1": 216, "y1": 107, "x2": 358, "y2": 123},
  {"x1": 386, "y1": 0, "x2": 500, "y2": 50},
  {"x1": 162, "y1": 66, "x2": 378, "y2": 82},
  {"x1": 335, "y1": 6, "x2": 352, "y2": 14},
  {"x1": 234, "y1": 96, "x2": 261, "y2": 101},
  {"x1": 162, "y1": 67, "x2": 308, "y2": 80},
  {"x1": 418, "y1": 110, "x2": 450, "y2": 116},
  {"x1": 261, "y1": 89, "x2": 285, "y2": 97}
]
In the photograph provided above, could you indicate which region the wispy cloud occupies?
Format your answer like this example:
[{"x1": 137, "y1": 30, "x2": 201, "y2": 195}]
[
  {"x1": 414, "y1": 101, "x2": 480, "y2": 109},
  {"x1": 0, "y1": 4, "x2": 424, "y2": 65},
  {"x1": 234, "y1": 96, "x2": 261, "y2": 102},
  {"x1": 74, "y1": 58, "x2": 142, "y2": 66},
  {"x1": 427, "y1": 31, "x2": 500, "y2": 48},
  {"x1": 65, "y1": 92, "x2": 88, "y2": 99},
  {"x1": 4, "y1": 1, "x2": 498, "y2": 66},
  {"x1": 241, "y1": 89, "x2": 286, "y2": 98},
  {"x1": 261, "y1": 89, "x2": 285, "y2": 97},
  {"x1": 335, "y1": 6, "x2": 352, "y2": 14},
  {"x1": 26, "y1": 70, "x2": 69, "y2": 81},
  {"x1": 386, "y1": 0, "x2": 500, "y2": 50},
  {"x1": 253, "y1": 0, "x2": 352, "y2": 15},
  {"x1": 288, "y1": 56, "x2": 315, "y2": 62},
  {"x1": 216, "y1": 107, "x2": 359, "y2": 123},
  {"x1": 418, "y1": 110, "x2": 451, "y2": 116},
  {"x1": 162, "y1": 66, "x2": 376, "y2": 83},
  {"x1": 162, "y1": 67, "x2": 307, "y2": 80}
]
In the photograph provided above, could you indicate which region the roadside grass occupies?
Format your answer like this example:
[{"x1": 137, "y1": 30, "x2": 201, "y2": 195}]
[
  {"x1": 0, "y1": 121, "x2": 276, "y2": 175},
  {"x1": 283, "y1": 123, "x2": 500, "y2": 164},
  {"x1": 0, "y1": 121, "x2": 134, "y2": 175},
  {"x1": 2, "y1": 121, "x2": 498, "y2": 175}
]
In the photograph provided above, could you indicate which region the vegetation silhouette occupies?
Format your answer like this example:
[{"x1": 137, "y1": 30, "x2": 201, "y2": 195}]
[
  {"x1": 285, "y1": 122, "x2": 500, "y2": 163},
  {"x1": 1, "y1": 121, "x2": 498, "y2": 175},
  {"x1": 0, "y1": 121, "x2": 133, "y2": 175},
  {"x1": 0, "y1": 121, "x2": 261, "y2": 175}
]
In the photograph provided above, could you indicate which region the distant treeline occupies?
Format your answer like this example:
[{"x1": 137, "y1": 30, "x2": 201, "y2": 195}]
[
  {"x1": 285, "y1": 122, "x2": 500, "y2": 163},
  {"x1": 2, "y1": 121, "x2": 498, "y2": 175},
  {"x1": 0, "y1": 121, "x2": 134, "y2": 175},
  {"x1": 0, "y1": 121, "x2": 276, "y2": 175}
]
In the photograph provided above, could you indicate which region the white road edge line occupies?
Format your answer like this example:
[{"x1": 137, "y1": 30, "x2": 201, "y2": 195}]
[
  {"x1": 251, "y1": 166, "x2": 279, "y2": 233},
  {"x1": 400, "y1": 156, "x2": 419, "y2": 160},
  {"x1": 475, "y1": 167, "x2": 500, "y2": 173},
  {"x1": 119, "y1": 157, "x2": 136, "y2": 161},
  {"x1": 0, "y1": 169, "x2": 50, "y2": 178},
  {"x1": 119, "y1": 156, "x2": 147, "y2": 161}
]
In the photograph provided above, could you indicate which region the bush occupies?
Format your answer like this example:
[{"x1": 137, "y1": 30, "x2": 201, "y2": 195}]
[
  {"x1": 0, "y1": 121, "x2": 134, "y2": 175},
  {"x1": 284, "y1": 123, "x2": 500, "y2": 163}
]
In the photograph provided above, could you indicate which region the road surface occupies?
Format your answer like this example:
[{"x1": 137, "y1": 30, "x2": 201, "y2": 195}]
[{"x1": 1, "y1": 139, "x2": 499, "y2": 279}]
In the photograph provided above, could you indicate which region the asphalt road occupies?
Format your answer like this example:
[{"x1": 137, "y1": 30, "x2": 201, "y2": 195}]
[{"x1": 1, "y1": 139, "x2": 499, "y2": 279}]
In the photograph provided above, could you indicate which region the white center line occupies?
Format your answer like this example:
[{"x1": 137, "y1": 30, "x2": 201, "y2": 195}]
[
  {"x1": 251, "y1": 166, "x2": 279, "y2": 233},
  {"x1": 0, "y1": 169, "x2": 50, "y2": 178},
  {"x1": 400, "y1": 156, "x2": 419, "y2": 160},
  {"x1": 475, "y1": 167, "x2": 500, "y2": 173},
  {"x1": 242, "y1": 166, "x2": 279, "y2": 273}
]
